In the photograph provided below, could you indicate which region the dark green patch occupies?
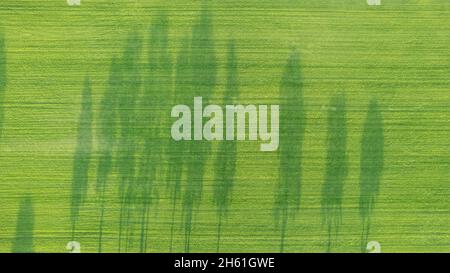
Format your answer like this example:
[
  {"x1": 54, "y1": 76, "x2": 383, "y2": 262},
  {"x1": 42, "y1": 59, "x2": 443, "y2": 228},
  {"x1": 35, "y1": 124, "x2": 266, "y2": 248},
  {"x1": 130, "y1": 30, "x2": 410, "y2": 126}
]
[
  {"x1": 182, "y1": 6, "x2": 217, "y2": 252},
  {"x1": 166, "y1": 36, "x2": 190, "y2": 251},
  {"x1": 116, "y1": 32, "x2": 142, "y2": 252},
  {"x1": 0, "y1": 32, "x2": 5, "y2": 138},
  {"x1": 321, "y1": 95, "x2": 347, "y2": 252},
  {"x1": 70, "y1": 76, "x2": 93, "y2": 238},
  {"x1": 213, "y1": 40, "x2": 238, "y2": 252},
  {"x1": 12, "y1": 196, "x2": 34, "y2": 253},
  {"x1": 359, "y1": 99, "x2": 384, "y2": 252},
  {"x1": 135, "y1": 13, "x2": 172, "y2": 252},
  {"x1": 274, "y1": 50, "x2": 305, "y2": 252},
  {"x1": 96, "y1": 58, "x2": 119, "y2": 252}
]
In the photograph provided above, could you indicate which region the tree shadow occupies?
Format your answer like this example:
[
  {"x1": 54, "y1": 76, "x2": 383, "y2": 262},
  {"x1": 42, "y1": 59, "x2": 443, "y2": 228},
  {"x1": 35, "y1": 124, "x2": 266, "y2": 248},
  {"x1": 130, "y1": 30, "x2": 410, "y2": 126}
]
[
  {"x1": 135, "y1": 12, "x2": 172, "y2": 253},
  {"x1": 0, "y1": 32, "x2": 6, "y2": 139},
  {"x1": 321, "y1": 95, "x2": 347, "y2": 252},
  {"x1": 96, "y1": 57, "x2": 119, "y2": 252},
  {"x1": 116, "y1": 32, "x2": 142, "y2": 252},
  {"x1": 70, "y1": 76, "x2": 93, "y2": 239},
  {"x1": 12, "y1": 195, "x2": 34, "y2": 253},
  {"x1": 166, "y1": 36, "x2": 190, "y2": 251},
  {"x1": 182, "y1": 6, "x2": 217, "y2": 252},
  {"x1": 273, "y1": 50, "x2": 306, "y2": 253},
  {"x1": 213, "y1": 40, "x2": 238, "y2": 252},
  {"x1": 359, "y1": 99, "x2": 383, "y2": 252}
]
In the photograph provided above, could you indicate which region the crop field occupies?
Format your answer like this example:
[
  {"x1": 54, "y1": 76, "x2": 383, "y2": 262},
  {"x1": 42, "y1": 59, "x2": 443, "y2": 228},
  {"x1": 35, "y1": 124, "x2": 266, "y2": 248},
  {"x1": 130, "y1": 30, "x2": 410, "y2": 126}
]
[{"x1": 0, "y1": 0, "x2": 449, "y2": 253}]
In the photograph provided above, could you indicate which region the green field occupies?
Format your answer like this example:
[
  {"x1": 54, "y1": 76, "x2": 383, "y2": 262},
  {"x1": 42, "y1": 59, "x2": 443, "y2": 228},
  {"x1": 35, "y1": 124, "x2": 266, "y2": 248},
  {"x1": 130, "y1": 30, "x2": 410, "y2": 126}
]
[{"x1": 0, "y1": 0, "x2": 449, "y2": 253}]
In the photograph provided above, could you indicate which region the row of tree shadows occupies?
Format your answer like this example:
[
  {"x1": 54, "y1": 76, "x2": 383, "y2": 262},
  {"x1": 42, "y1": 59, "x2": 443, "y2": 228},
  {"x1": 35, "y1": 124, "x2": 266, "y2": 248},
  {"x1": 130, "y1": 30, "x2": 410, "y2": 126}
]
[{"x1": 2, "y1": 7, "x2": 384, "y2": 253}]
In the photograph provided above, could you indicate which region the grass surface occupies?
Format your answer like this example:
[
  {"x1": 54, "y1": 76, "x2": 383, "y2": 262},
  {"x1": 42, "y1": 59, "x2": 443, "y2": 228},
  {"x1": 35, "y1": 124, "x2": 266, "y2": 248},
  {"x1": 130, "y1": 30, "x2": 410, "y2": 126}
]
[{"x1": 0, "y1": 0, "x2": 449, "y2": 252}]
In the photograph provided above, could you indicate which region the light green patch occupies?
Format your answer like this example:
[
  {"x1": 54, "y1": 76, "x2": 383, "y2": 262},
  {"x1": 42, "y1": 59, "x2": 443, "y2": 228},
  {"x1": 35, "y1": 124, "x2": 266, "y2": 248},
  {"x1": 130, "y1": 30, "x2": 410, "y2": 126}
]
[{"x1": 0, "y1": 0, "x2": 449, "y2": 253}]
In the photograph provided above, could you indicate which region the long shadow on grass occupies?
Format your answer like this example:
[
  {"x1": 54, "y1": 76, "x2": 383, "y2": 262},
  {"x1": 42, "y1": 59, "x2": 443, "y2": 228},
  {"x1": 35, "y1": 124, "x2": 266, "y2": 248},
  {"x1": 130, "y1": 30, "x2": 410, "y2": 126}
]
[
  {"x1": 359, "y1": 99, "x2": 383, "y2": 252},
  {"x1": 70, "y1": 76, "x2": 93, "y2": 239},
  {"x1": 166, "y1": 36, "x2": 190, "y2": 251},
  {"x1": 213, "y1": 40, "x2": 238, "y2": 252},
  {"x1": 96, "y1": 58, "x2": 119, "y2": 252},
  {"x1": 12, "y1": 196, "x2": 34, "y2": 253},
  {"x1": 0, "y1": 32, "x2": 6, "y2": 138},
  {"x1": 321, "y1": 95, "x2": 347, "y2": 252},
  {"x1": 136, "y1": 12, "x2": 172, "y2": 253},
  {"x1": 182, "y1": 6, "x2": 217, "y2": 252},
  {"x1": 116, "y1": 32, "x2": 142, "y2": 252},
  {"x1": 274, "y1": 50, "x2": 305, "y2": 252}
]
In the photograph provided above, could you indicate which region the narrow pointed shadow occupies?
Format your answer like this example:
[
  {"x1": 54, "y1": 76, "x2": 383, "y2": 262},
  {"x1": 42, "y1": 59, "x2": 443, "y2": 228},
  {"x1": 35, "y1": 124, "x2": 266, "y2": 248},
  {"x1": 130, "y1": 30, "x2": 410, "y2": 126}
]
[
  {"x1": 136, "y1": 12, "x2": 172, "y2": 253},
  {"x1": 166, "y1": 36, "x2": 190, "y2": 252},
  {"x1": 213, "y1": 40, "x2": 238, "y2": 252},
  {"x1": 12, "y1": 196, "x2": 34, "y2": 253},
  {"x1": 321, "y1": 95, "x2": 347, "y2": 252},
  {"x1": 274, "y1": 50, "x2": 305, "y2": 252},
  {"x1": 0, "y1": 32, "x2": 6, "y2": 139},
  {"x1": 359, "y1": 99, "x2": 383, "y2": 252},
  {"x1": 182, "y1": 6, "x2": 217, "y2": 252},
  {"x1": 96, "y1": 58, "x2": 119, "y2": 252},
  {"x1": 116, "y1": 32, "x2": 142, "y2": 252},
  {"x1": 70, "y1": 76, "x2": 93, "y2": 239}
]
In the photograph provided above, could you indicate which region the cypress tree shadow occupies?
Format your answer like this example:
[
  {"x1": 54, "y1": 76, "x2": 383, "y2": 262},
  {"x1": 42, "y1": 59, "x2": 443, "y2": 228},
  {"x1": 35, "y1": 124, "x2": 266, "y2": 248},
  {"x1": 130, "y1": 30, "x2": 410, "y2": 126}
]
[
  {"x1": 12, "y1": 196, "x2": 34, "y2": 253},
  {"x1": 0, "y1": 32, "x2": 6, "y2": 139},
  {"x1": 96, "y1": 58, "x2": 119, "y2": 252},
  {"x1": 359, "y1": 99, "x2": 383, "y2": 252},
  {"x1": 321, "y1": 95, "x2": 347, "y2": 252},
  {"x1": 166, "y1": 36, "x2": 190, "y2": 251},
  {"x1": 116, "y1": 32, "x2": 142, "y2": 252},
  {"x1": 136, "y1": 12, "x2": 172, "y2": 253},
  {"x1": 182, "y1": 6, "x2": 217, "y2": 252},
  {"x1": 274, "y1": 50, "x2": 305, "y2": 253},
  {"x1": 70, "y1": 76, "x2": 93, "y2": 239},
  {"x1": 213, "y1": 40, "x2": 238, "y2": 252}
]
